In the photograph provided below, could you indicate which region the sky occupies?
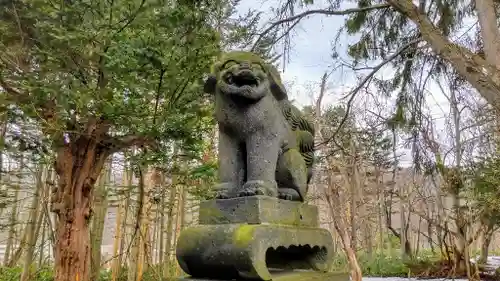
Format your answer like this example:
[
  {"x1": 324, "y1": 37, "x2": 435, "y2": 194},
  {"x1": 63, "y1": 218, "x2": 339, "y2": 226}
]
[
  {"x1": 235, "y1": 0, "x2": 417, "y2": 165},
  {"x1": 237, "y1": 0, "x2": 357, "y2": 108},
  {"x1": 234, "y1": 0, "x2": 485, "y2": 167}
]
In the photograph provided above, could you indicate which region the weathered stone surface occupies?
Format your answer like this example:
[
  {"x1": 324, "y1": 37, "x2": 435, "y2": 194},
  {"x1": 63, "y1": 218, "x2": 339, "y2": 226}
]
[
  {"x1": 175, "y1": 224, "x2": 335, "y2": 281},
  {"x1": 172, "y1": 271, "x2": 349, "y2": 281},
  {"x1": 203, "y1": 51, "x2": 315, "y2": 202},
  {"x1": 199, "y1": 196, "x2": 319, "y2": 227}
]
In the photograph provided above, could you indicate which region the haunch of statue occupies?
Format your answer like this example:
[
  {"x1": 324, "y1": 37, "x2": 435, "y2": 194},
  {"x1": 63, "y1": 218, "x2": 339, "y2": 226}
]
[{"x1": 204, "y1": 51, "x2": 315, "y2": 202}]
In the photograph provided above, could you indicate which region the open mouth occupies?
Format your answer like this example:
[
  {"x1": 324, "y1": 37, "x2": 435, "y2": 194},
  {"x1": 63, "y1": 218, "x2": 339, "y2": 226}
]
[{"x1": 226, "y1": 71, "x2": 259, "y2": 88}]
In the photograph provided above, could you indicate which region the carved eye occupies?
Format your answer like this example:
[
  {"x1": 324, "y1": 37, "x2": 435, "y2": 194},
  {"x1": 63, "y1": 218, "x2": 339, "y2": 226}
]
[
  {"x1": 223, "y1": 61, "x2": 237, "y2": 69},
  {"x1": 253, "y1": 64, "x2": 264, "y2": 71}
]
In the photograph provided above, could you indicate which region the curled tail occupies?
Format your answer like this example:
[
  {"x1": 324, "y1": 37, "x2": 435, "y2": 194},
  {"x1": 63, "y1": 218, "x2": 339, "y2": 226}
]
[
  {"x1": 267, "y1": 63, "x2": 315, "y2": 184},
  {"x1": 281, "y1": 101, "x2": 315, "y2": 183}
]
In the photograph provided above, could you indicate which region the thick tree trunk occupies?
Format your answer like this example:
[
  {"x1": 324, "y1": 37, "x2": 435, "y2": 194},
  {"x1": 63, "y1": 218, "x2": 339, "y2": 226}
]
[
  {"x1": 51, "y1": 134, "x2": 109, "y2": 281},
  {"x1": 388, "y1": 0, "x2": 500, "y2": 110},
  {"x1": 54, "y1": 205, "x2": 91, "y2": 281},
  {"x1": 475, "y1": 0, "x2": 500, "y2": 68}
]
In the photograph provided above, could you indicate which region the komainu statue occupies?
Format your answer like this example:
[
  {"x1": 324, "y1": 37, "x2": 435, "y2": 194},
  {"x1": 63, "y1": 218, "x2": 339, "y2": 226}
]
[
  {"x1": 174, "y1": 51, "x2": 343, "y2": 281},
  {"x1": 203, "y1": 51, "x2": 315, "y2": 202}
]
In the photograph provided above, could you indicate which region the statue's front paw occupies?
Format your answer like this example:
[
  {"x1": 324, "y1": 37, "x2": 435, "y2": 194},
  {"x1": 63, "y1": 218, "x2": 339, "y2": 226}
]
[
  {"x1": 239, "y1": 180, "x2": 278, "y2": 198},
  {"x1": 214, "y1": 182, "x2": 237, "y2": 199},
  {"x1": 278, "y1": 187, "x2": 301, "y2": 201}
]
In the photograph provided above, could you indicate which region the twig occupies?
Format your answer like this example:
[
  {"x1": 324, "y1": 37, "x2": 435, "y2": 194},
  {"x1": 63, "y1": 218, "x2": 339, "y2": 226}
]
[
  {"x1": 252, "y1": 4, "x2": 391, "y2": 51},
  {"x1": 315, "y1": 38, "x2": 423, "y2": 150}
]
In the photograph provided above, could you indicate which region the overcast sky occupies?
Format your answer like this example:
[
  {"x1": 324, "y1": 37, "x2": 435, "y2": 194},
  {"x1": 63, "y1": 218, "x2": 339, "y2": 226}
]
[
  {"x1": 234, "y1": 0, "x2": 484, "y2": 167},
  {"x1": 237, "y1": 0, "x2": 358, "y2": 108}
]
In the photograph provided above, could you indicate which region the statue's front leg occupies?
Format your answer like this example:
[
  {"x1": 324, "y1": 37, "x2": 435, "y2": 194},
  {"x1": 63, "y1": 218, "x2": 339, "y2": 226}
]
[
  {"x1": 216, "y1": 130, "x2": 245, "y2": 199},
  {"x1": 239, "y1": 133, "x2": 279, "y2": 198}
]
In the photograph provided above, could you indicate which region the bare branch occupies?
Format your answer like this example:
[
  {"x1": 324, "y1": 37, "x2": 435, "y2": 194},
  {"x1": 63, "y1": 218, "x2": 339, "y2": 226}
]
[
  {"x1": 0, "y1": 74, "x2": 28, "y2": 103},
  {"x1": 252, "y1": 3, "x2": 391, "y2": 51},
  {"x1": 387, "y1": 0, "x2": 500, "y2": 111},
  {"x1": 315, "y1": 38, "x2": 423, "y2": 150}
]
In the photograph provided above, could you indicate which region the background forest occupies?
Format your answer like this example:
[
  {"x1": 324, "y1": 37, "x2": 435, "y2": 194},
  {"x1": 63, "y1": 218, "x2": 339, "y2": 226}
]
[{"x1": 1, "y1": 0, "x2": 500, "y2": 281}]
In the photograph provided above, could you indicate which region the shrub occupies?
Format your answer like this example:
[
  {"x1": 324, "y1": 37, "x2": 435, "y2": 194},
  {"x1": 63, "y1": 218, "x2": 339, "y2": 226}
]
[
  {"x1": 0, "y1": 266, "x2": 53, "y2": 281},
  {"x1": 330, "y1": 248, "x2": 442, "y2": 277}
]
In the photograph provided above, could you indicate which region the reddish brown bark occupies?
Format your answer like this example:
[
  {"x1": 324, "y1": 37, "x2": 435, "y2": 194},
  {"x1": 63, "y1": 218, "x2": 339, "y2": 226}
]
[
  {"x1": 51, "y1": 122, "x2": 110, "y2": 281},
  {"x1": 54, "y1": 206, "x2": 91, "y2": 281}
]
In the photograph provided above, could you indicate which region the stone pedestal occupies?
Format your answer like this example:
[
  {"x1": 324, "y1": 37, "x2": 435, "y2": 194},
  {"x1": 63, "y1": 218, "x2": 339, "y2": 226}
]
[
  {"x1": 172, "y1": 271, "x2": 349, "y2": 281},
  {"x1": 175, "y1": 196, "x2": 345, "y2": 281}
]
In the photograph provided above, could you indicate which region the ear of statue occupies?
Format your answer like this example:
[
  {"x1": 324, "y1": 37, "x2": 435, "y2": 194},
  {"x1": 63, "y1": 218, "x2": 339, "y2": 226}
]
[
  {"x1": 204, "y1": 75, "x2": 217, "y2": 94},
  {"x1": 268, "y1": 73, "x2": 288, "y2": 100}
]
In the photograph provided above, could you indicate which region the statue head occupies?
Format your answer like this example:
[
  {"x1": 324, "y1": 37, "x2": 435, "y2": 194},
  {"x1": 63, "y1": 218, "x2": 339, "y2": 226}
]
[{"x1": 204, "y1": 51, "x2": 288, "y2": 102}]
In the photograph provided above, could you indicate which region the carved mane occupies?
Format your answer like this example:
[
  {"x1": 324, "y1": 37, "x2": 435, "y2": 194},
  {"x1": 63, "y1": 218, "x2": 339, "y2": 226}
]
[{"x1": 266, "y1": 64, "x2": 315, "y2": 182}]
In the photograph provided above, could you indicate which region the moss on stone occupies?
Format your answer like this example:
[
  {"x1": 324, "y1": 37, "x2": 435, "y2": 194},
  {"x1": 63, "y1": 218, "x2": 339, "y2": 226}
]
[
  {"x1": 198, "y1": 202, "x2": 225, "y2": 222},
  {"x1": 233, "y1": 224, "x2": 257, "y2": 248},
  {"x1": 273, "y1": 271, "x2": 350, "y2": 281}
]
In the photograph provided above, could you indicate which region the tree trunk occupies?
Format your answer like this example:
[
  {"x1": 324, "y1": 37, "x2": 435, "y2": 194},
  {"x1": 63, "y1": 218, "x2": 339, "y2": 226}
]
[
  {"x1": 39, "y1": 217, "x2": 46, "y2": 266},
  {"x1": 313, "y1": 72, "x2": 363, "y2": 281},
  {"x1": 324, "y1": 186, "x2": 363, "y2": 281},
  {"x1": 111, "y1": 200, "x2": 124, "y2": 281},
  {"x1": 399, "y1": 185, "x2": 409, "y2": 259},
  {"x1": 479, "y1": 227, "x2": 494, "y2": 264},
  {"x1": 142, "y1": 167, "x2": 157, "y2": 272},
  {"x1": 475, "y1": 0, "x2": 500, "y2": 69},
  {"x1": 118, "y1": 159, "x2": 133, "y2": 271},
  {"x1": 20, "y1": 165, "x2": 47, "y2": 280},
  {"x1": 4, "y1": 169, "x2": 19, "y2": 266},
  {"x1": 388, "y1": 0, "x2": 500, "y2": 111},
  {"x1": 0, "y1": 113, "x2": 7, "y2": 183},
  {"x1": 127, "y1": 186, "x2": 141, "y2": 281},
  {"x1": 375, "y1": 168, "x2": 385, "y2": 252},
  {"x1": 130, "y1": 165, "x2": 157, "y2": 281},
  {"x1": 349, "y1": 163, "x2": 357, "y2": 251},
  {"x1": 158, "y1": 184, "x2": 166, "y2": 270},
  {"x1": 51, "y1": 135, "x2": 110, "y2": 281},
  {"x1": 449, "y1": 78, "x2": 472, "y2": 279},
  {"x1": 90, "y1": 160, "x2": 110, "y2": 280},
  {"x1": 54, "y1": 203, "x2": 91, "y2": 281},
  {"x1": 163, "y1": 146, "x2": 180, "y2": 278},
  {"x1": 345, "y1": 247, "x2": 363, "y2": 281},
  {"x1": 163, "y1": 186, "x2": 178, "y2": 277},
  {"x1": 174, "y1": 185, "x2": 186, "y2": 276}
]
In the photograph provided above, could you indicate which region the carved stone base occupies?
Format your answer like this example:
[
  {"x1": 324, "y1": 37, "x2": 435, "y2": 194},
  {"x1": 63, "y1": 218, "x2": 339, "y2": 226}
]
[
  {"x1": 175, "y1": 224, "x2": 335, "y2": 280},
  {"x1": 172, "y1": 271, "x2": 349, "y2": 281},
  {"x1": 198, "y1": 196, "x2": 319, "y2": 227},
  {"x1": 176, "y1": 196, "x2": 337, "y2": 280}
]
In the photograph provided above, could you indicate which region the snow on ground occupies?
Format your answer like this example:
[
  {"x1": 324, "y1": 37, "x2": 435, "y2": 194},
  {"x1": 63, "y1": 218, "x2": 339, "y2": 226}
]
[{"x1": 363, "y1": 277, "x2": 467, "y2": 281}]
